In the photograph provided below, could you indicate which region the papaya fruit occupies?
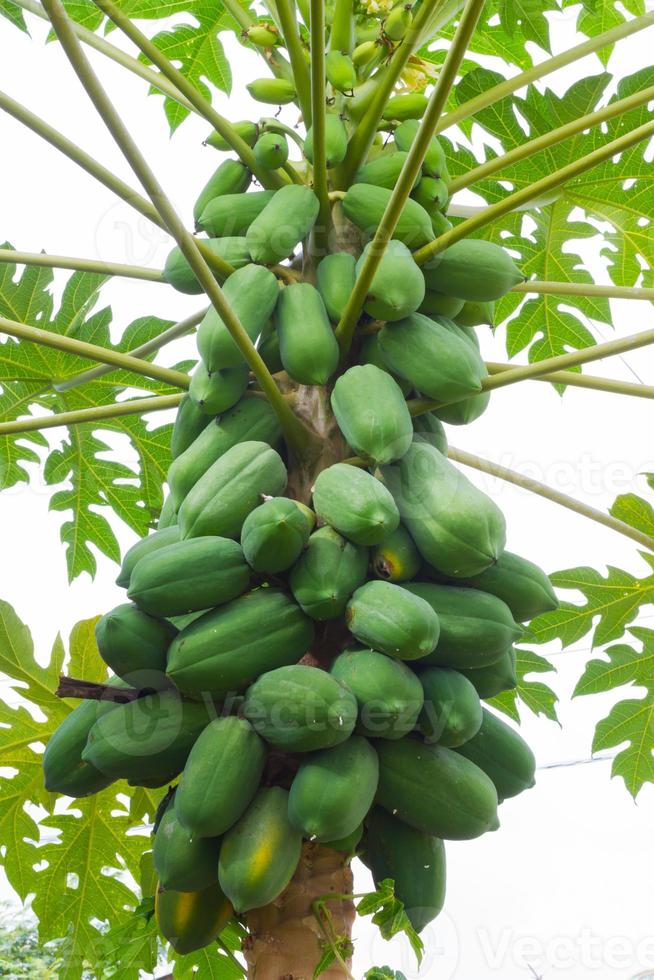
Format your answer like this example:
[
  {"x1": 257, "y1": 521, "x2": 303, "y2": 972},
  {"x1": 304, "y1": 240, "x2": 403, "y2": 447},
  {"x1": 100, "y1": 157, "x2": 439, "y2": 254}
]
[
  {"x1": 331, "y1": 364, "x2": 413, "y2": 464},
  {"x1": 170, "y1": 394, "x2": 211, "y2": 459},
  {"x1": 153, "y1": 800, "x2": 220, "y2": 892},
  {"x1": 419, "y1": 291, "x2": 465, "y2": 319},
  {"x1": 323, "y1": 823, "x2": 364, "y2": 855},
  {"x1": 312, "y1": 463, "x2": 399, "y2": 546},
  {"x1": 352, "y1": 39, "x2": 382, "y2": 73},
  {"x1": 343, "y1": 184, "x2": 433, "y2": 248},
  {"x1": 257, "y1": 324, "x2": 283, "y2": 373},
  {"x1": 163, "y1": 237, "x2": 250, "y2": 294},
  {"x1": 116, "y1": 525, "x2": 180, "y2": 590},
  {"x1": 288, "y1": 736, "x2": 379, "y2": 842},
  {"x1": 206, "y1": 121, "x2": 259, "y2": 152},
  {"x1": 175, "y1": 716, "x2": 266, "y2": 838},
  {"x1": 168, "y1": 395, "x2": 281, "y2": 510},
  {"x1": 412, "y1": 176, "x2": 449, "y2": 213},
  {"x1": 381, "y1": 441, "x2": 506, "y2": 578},
  {"x1": 326, "y1": 50, "x2": 356, "y2": 92},
  {"x1": 371, "y1": 523, "x2": 421, "y2": 582},
  {"x1": 458, "y1": 648, "x2": 518, "y2": 699},
  {"x1": 240, "y1": 497, "x2": 314, "y2": 573},
  {"x1": 455, "y1": 708, "x2": 536, "y2": 802},
  {"x1": 304, "y1": 114, "x2": 349, "y2": 167},
  {"x1": 254, "y1": 132, "x2": 288, "y2": 169},
  {"x1": 384, "y1": 2, "x2": 412, "y2": 39},
  {"x1": 95, "y1": 603, "x2": 176, "y2": 686},
  {"x1": 243, "y1": 664, "x2": 358, "y2": 751},
  {"x1": 276, "y1": 283, "x2": 339, "y2": 384},
  {"x1": 128, "y1": 537, "x2": 250, "y2": 617},
  {"x1": 330, "y1": 647, "x2": 424, "y2": 739},
  {"x1": 382, "y1": 93, "x2": 427, "y2": 121},
  {"x1": 456, "y1": 549, "x2": 559, "y2": 623},
  {"x1": 455, "y1": 299, "x2": 495, "y2": 328},
  {"x1": 218, "y1": 787, "x2": 302, "y2": 912},
  {"x1": 423, "y1": 240, "x2": 524, "y2": 301},
  {"x1": 394, "y1": 119, "x2": 447, "y2": 179},
  {"x1": 347, "y1": 77, "x2": 378, "y2": 122},
  {"x1": 364, "y1": 808, "x2": 446, "y2": 934},
  {"x1": 418, "y1": 667, "x2": 483, "y2": 747},
  {"x1": 375, "y1": 736, "x2": 499, "y2": 840},
  {"x1": 412, "y1": 410, "x2": 448, "y2": 454},
  {"x1": 353, "y1": 152, "x2": 418, "y2": 191},
  {"x1": 178, "y1": 440, "x2": 287, "y2": 540},
  {"x1": 197, "y1": 265, "x2": 279, "y2": 372},
  {"x1": 197, "y1": 189, "x2": 276, "y2": 237},
  {"x1": 158, "y1": 494, "x2": 178, "y2": 529},
  {"x1": 346, "y1": 580, "x2": 440, "y2": 660},
  {"x1": 246, "y1": 77, "x2": 297, "y2": 105},
  {"x1": 82, "y1": 691, "x2": 212, "y2": 783},
  {"x1": 402, "y1": 583, "x2": 523, "y2": 668},
  {"x1": 355, "y1": 15, "x2": 381, "y2": 43},
  {"x1": 247, "y1": 185, "x2": 320, "y2": 265},
  {"x1": 193, "y1": 159, "x2": 251, "y2": 227},
  {"x1": 356, "y1": 240, "x2": 425, "y2": 321},
  {"x1": 166, "y1": 588, "x2": 314, "y2": 698},
  {"x1": 188, "y1": 362, "x2": 249, "y2": 416},
  {"x1": 316, "y1": 252, "x2": 357, "y2": 322},
  {"x1": 435, "y1": 389, "x2": 491, "y2": 426},
  {"x1": 431, "y1": 211, "x2": 453, "y2": 237},
  {"x1": 155, "y1": 882, "x2": 233, "y2": 955},
  {"x1": 359, "y1": 334, "x2": 412, "y2": 396},
  {"x1": 289, "y1": 526, "x2": 369, "y2": 620},
  {"x1": 246, "y1": 24, "x2": 278, "y2": 46},
  {"x1": 378, "y1": 313, "x2": 486, "y2": 403}
]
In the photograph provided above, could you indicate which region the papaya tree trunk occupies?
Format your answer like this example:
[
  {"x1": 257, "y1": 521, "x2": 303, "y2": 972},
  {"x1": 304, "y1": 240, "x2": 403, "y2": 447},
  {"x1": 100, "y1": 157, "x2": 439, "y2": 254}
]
[{"x1": 243, "y1": 842, "x2": 355, "y2": 979}]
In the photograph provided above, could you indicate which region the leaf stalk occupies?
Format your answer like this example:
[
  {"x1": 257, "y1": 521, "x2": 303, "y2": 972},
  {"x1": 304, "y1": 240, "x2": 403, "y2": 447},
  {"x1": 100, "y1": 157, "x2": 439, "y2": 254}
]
[{"x1": 0, "y1": 394, "x2": 184, "y2": 435}]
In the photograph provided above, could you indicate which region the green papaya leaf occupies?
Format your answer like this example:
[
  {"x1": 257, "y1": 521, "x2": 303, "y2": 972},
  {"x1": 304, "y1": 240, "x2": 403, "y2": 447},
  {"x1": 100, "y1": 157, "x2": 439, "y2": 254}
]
[{"x1": 489, "y1": 648, "x2": 559, "y2": 723}]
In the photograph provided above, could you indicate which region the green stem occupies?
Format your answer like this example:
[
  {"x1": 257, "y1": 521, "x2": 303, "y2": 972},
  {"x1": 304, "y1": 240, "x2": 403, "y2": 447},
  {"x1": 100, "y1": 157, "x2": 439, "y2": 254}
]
[
  {"x1": 260, "y1": 116, "x2": 306, "y2": 150},
  {"x1": 276, "y1": 0, "x2": 313, "y2": 124},
  {"x1": 0, "y1": 316, "x2": 190, "y2": 389},
  {"x1": 0, "y1": 393, "x2": 183, "y2": 435},
  {"x1": 329, "y1": 0, "x2": 353, "y2": 52},
  {"x1": 195, "y1": 240, "x2": 236, "y2": 281},
  {"x1": 334, "y1": 0, "x2": 485, "y2": 353},
  {"x1": 54, "y1": 309, "x2": 205, "y2": 393},
  {"x1": 512, "y1": 280, "x2": 654, "y2": 301},
  {"x1": 42, "y1": 0, "x2": 310, "y2": 458},
  {"x1": 0, "y1": 248, "x2": 163, "y2": 282},
  {"x1": 296, "y1": 0, "x2": 311, "y2": 26},
  {"x1": 448, "y1": 445, "x2": 654, "y2": 553},
  {"x1": 436, "y1": 11, "x2": 654, "y2": 135},
  {"x1": 281, "y1": 160, "x2": 305, "y2": 184},
  {"x1": 450, "y1": 83, "x2": 654, "y2": 194},
  {"x1": 485, "y1": 362, "x2": 654, "y2": 399},
  {"x1": 310, "y1": 0, "x2": 331, "y2": 260},
  {"x1": 414, "y1": 119, "x2": 654, "y2": 265}
]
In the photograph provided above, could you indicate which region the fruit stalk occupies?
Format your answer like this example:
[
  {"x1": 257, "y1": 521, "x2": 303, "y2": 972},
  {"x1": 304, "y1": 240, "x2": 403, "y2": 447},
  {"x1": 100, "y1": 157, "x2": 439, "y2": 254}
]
[
  {"x1": 0, "y1": 248, "x2": 164, "y2": 282},
  {"x1": 309, "y1": 0, "x2": 332, "y2": 259},
  {"x1": 0, "y1": 394, "x2": 185, "y2": 435}
]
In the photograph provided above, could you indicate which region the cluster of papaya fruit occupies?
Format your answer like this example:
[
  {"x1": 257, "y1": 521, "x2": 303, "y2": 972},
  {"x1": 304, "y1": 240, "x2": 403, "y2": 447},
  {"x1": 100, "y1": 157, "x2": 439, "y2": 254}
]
[{"x1": 42, "y1": 5, "x2": 552, "y2": 960}]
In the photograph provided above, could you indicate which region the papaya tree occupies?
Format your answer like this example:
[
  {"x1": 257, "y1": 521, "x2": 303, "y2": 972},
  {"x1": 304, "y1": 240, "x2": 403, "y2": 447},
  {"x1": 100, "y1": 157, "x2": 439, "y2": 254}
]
[{"x1": 0, "y1": 0, "x2": 653, "y2": 975}]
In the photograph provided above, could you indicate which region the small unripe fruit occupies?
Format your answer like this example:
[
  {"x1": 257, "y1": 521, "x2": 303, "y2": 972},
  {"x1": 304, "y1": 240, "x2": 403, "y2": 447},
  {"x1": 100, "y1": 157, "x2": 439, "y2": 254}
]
[
  {"x1": 254, "y1": 132, "x2": 289, "y2": 169},
  {"x1": 247, "y1": 77, "x2": 297, "y2": 105},
  {"x1": 245, "y1": 24, "x2": 278, "y2": 46},
  {"x1": 384, "y1": 3, "x2": 412, "y2": 40}
]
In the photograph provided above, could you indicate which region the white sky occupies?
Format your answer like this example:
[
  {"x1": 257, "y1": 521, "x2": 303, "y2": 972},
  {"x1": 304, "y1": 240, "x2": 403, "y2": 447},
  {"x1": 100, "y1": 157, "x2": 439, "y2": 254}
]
[{"x1": 0, "y1": 7, "x2": 654, "y2": 979}]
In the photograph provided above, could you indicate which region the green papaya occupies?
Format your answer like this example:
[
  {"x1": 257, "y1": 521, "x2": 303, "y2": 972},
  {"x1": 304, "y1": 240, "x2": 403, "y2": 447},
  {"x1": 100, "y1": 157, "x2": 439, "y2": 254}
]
[
  {"x1": 352, "y1": 39, "x2": 380, "y2": 70},
  {"x1": 197, "y1": 190, "x2": 276, "y2": 237},
  {"x1": 412, "y1": 176, "x2": 449, "y2": 213},
  {"x1": 82, "y1": 691, "x2": 212, "y2": 783},
  {"x1": 254, "y1": 132, "x2": 288, "y2": 169},
  {"x1": 365, "y1": 808, "x2": 445, "y2": 934},
  {"x1": 418, "y1": 667, "x2": 483, "y2": 747},
  {"x1": 276, "y1": 282, "x2": 339, "y2": 384},
  {"x1": 189, "y1": 362, "x2": 249, "y2": 416},
  {"x1": 347, "y1": 77, "x2": 378, "y2": 121},
  {"x1": 419, "y1": 291, "x2": 465, "y2": 318},
  {"x1": 353, "y1": 152, "x2": 419, "y2": 191},
  {"x1": 458, "y1": 648, "x2": 518, "y2": 699},
  {"x1": 116, "y1": 525, "x2": 180, "y2": 590},
  {"x1": 403, "y1": 583, "x2": 523, "y2": 668},
  {"x1": 219, "y1": 787, "x2": 302, "y2": 912},
  {"x1": 375, "y1": 737, "x2": 499, "y2": 840},
  {"x1": 435, "y1": 390, "x2": 491, "y2": 426},
  {"x1": 158, "y1": 494, "x2": 179, "y2": 529},
  {"x1": 193, "y1": 159, "x2": 251, "y2": 226},
  {"x1": 371, "y1": 523, "x2": 421, "y2": 582},
  {"x1": 331, "y1": 364, "x2": 413, "y2": 464},
  {"x1": 378, "y1": 313, "x2": 486, "y2": 403},
  {"x1": 289, "y1": 526, "x2": 368, "y2": 620},
  {"x1": 128, "y1": 537, "x2": 250, "y2": 617},
  {"x1": 288, "y1": 736, "x2": 379, "y2": 842},
  {"x1": 95, "y1": 603, "x2": 176, "y2": 685},
  {"x1": 153, "y1": 800, "x2": 220, "y2": 892},
  {"x1": 330, "y1": 647, "x2": 424, "y2": 739},
  {"x1": 168, "y1": 396, "x2": 281, "y2": 510},
  {"x1": 316, "y1": 252, "x2": 357, "y2": 322},
  {"x1": 394, "y1": 119, "x2": 447, "y2": 179},
  {"x1": 243, "y1": 664, "x2": 358, "y2": 751},
  {"x1": 197, "y1": 264, "x2": 280, "y2": 370},
  {"x1": 178, "y1": 441, "x2": 287, "y2": 540},
  {"x1": 247, "y1": 77, "x2": 297, "y2": 104},
  {"x1": 412, "y1": 411, "x2": 448, "y2": 454},
  {"x1": 247, "y1": 185, "x2": 320, "y2": 265},
  {"x1": 356, "y1": 15, "x2": 381, "y2": 43},
  {"x1": 163, "y1": 238, "x2": 250, "y2": 293},
  {"x1": 206, "y1": 121, "x2": 259, "y2": 151},
  {"x1": 257, "y1": 324, "x2": 283, "y2": 373},
  {"x1": 383, "y1": 3, "x2": 412, "y2": 40},
  {"x1": 359, "y1": 334, "x2": 412, "y2": 396},
  {"x1": 323, "y1": 823, "x2": 364, "y2": 855},
  {"x1": 455, "y1": 299, "x2": 496, "y2": 327},
  {"x1": 382, "y1": 93, "x2": 427, "y2": 121},
  {"x1": 304, "y1": 114, "x2": 349, "y2": 167},
  {"x1": 381, "y1": 441, "x2": 506, "y2": 577},
  {"x1": 343, "y1": 184, "x2": 433, "y2": 248},
  {"x1": 43, "y1": 688, "x2": 123, "y2": 797},
  {"x1": 456, "y1": 550, "x2": 559, "y2": 623},
  {"x1": 175, "y1": 716, "x2": 266, "y2": 838},
  {"x1": 240, "y1": 497, "x2": 314, "y2": 573},
  {"x1": 455, "y1": 708, "x2": 536, "y2": 802},
  {"x1": 166, "y1": 589, "x2": 314, "y2": 698},
  {"x1": 246, "y1": 24, "x2": 278, "y2": 46},
  {"x1": 356, "y1": 240, "x2": 425, "y2": 321},
  {"x1": 326, "y1": 50, "x2": 357, "y2": 92},
  {"x1": 170, "y1": 394, "x2": 212, "y2": 459},
  {"x1": 312, "y1": 463, "x2": 399, "y2": 546},
  {"x1": 431, "y1": 212, "x2": 453, "y2": 239},
  {"x1": 155, "y1": 882, "x2": 233, "y2": 955},
  {"x1": 423, "y1": 240, "x2": 524, "y2": 301},
  {"x1": 346, "y1": 580, "x2": 440, "y2": 660}
]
